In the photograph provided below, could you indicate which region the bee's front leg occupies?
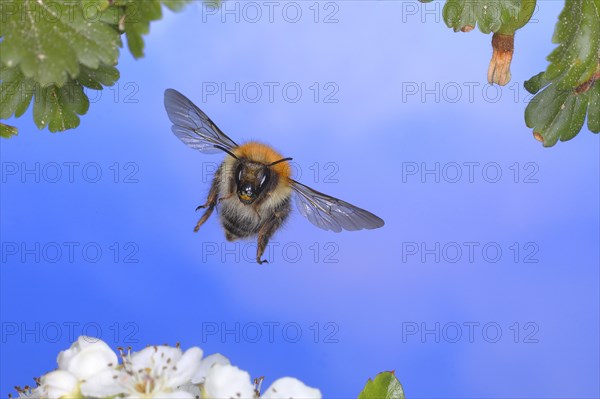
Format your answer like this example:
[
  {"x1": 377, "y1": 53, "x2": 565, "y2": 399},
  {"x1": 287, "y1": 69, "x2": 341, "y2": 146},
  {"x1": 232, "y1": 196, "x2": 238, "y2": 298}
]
[
  {"x1": 218, "y1": 192, "x2": 234, "y2": 203},
  {"x1": 194, "y1": 171, "x2": 221, "y2": 233},
  {"x1": 256, "y1": 212, "x2": 286, "y2": 265}
]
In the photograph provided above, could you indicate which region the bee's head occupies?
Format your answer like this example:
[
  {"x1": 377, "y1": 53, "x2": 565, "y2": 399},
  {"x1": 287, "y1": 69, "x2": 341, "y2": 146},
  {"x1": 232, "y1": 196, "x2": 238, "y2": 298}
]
[
  {"x1": 234, "y1": 161, "x2": 272, "y2": 204},
  {"x1": 214, "y1": 145, "x2": 292, "y2": 205}
]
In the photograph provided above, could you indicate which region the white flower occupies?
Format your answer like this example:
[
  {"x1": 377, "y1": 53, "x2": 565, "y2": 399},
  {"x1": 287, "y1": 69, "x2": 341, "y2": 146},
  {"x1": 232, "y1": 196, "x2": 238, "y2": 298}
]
[
  {"x1": 14, "y1": 386, "x2": 41, "y2": 399},
  {"x1": 14, "y1": 337, "x2": 323, "y2": 399},
  {"x1": 39, "y1": 370, "x2": 79, "y2": 399},
  {"x1": 81, "y1": 345, "x2": 203, "y2": 399},
  {"x1": 79, "y1": 368, "x2": 123, "y2": 398},
  {"x1": 261, "y1": 377, "x2": 322, "y2": 399},
  {"x1": 57, "y1": 336, "x2": 117, "y2": 380},
  {"x1": 175, "y1": 383, "x2": 201, "y2": 399},
  {"x1": 203, "y1": 364, "x2": 255, "y2": 399},
  {"x1": 191, "y1": 353, "x2": 231, "y2": 384}
]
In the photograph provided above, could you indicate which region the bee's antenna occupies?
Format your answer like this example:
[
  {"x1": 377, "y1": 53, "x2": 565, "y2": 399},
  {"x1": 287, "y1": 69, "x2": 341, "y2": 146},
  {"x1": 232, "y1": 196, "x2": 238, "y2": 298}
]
[
  {"x1": 214, "y1": 145, "x2": 239, "y2": 160},
  {"x1": 269, "y1": 157, "x2": 293, "y2": 166}
]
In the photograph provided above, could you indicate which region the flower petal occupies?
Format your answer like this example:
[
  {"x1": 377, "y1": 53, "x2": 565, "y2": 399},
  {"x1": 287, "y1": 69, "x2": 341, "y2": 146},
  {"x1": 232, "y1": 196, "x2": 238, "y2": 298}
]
[
  {"x1": 130, "y1": 345, "x2": 183, "y2": 372},
  {"x1": 80, "y1": 368, "x2": 124, "y2": 398},
  {"x1": 261, "y1": 377, "x2": 322, "y2": 399},
  {"x1": 57, "y1": 336, "x2": 117, "y2": 379},
  {"x1": 39, "y1": 370, "x2": 79, "y2": 399},
  {"x1": 168, "y1": 347, "x2": 203, "y2": 387},
  {"x1": 204, "y1": 364, "x2": 255, "y2": 399},
  {"x1": 191, "y1": 353, "x2": 230, "y2": 384},
  {"x1": 177, "y1": 383, "x2": 201, "y2": 398}
]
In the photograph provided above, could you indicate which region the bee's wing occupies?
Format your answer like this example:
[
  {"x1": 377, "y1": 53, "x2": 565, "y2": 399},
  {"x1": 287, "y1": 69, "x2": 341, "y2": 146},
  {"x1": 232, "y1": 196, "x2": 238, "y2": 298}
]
[
  {"x1": 289, "y1": 179, "x2": 384, "y2": 233},
  {"x1": 164, "y1": 88, "x2": 238, "y2": 153}
]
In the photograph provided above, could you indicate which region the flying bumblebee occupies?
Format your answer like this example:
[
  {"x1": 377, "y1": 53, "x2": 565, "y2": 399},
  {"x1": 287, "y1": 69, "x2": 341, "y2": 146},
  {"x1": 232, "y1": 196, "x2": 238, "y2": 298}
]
[{"x1": 164, "y1": 89, "x2": 384, "y2": 264}]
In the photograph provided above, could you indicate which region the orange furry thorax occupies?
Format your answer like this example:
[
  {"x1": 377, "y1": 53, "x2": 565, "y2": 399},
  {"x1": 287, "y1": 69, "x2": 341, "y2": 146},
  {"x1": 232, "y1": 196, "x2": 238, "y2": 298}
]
[{"x1": 233, "y1": 141, "x2": 291, "y2": 179}]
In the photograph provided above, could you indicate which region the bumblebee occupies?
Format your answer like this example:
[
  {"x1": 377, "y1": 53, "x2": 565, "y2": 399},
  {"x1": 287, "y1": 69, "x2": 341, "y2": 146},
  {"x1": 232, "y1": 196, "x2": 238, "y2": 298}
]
[{"x1": 164, "y1": 89, "x2": 384, "y2": 264}]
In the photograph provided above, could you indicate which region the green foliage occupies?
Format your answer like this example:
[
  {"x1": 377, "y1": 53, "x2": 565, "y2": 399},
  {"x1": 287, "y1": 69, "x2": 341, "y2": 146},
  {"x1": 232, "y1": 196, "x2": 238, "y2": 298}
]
[
  {"x1": 0, "y1": 0, "x2": 192, "y2": 134},
  {"x1": 443, "y1": 0, "x2": 524, "y2": 34},
  {"x1": 1, "y1": 63, "x2": 121, "y2": 131},
  {"x1": 120, "y1": 0, "x2": 163, "y2": 58},
  {"x1": 525, "y1": 0, "x2": 600, "y2": 147},
  {"x1": 424, "y1": 0, "x2": 599, "y2": 146},
  {"x1": 1, "y1": 67, "x2": 34, "y2": 120},
  {"x1": 358, "y1": 371, "x2": 405, "y2": 399},
  {"x1": 1, "y1": 123, "x2": 18, "y2": 138},
  {"x1": 545, "y1": 0, "x2": 600, "y2": 90},
  {"x1": 0, "y1": 0, "x2": 120, "y2": 87},
  {"x1": 2, "y1": 0, "x2": 597, "y2": 147}
]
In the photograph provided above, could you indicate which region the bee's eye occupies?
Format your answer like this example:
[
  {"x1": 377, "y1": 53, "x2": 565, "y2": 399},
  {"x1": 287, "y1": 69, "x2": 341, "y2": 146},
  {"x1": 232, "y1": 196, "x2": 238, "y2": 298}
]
[
  {"x1": 259, "y1": 168, "x2": 270, "y2": 188},
  {"x1": 235, "y1": 164, "x2": 243, "y2": 184}
]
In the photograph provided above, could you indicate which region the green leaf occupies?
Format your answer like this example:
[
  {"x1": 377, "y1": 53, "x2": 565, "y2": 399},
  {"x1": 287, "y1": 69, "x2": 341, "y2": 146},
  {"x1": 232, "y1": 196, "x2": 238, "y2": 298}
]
[
  {"x1": 113, "y1": 0, "x2": 191, "y2": 59},
  {"x1": 588, "y1": 79, "x2": 600, "y2": 132},
  {"x1": 0, "y1": 0, "x2": 192, "y2": 134},
  {"x1": 163, "y1": 0, "x2": 193, "y2": 12},
  {"x1": 443, "y1": 0, "x2": 522, "y2": 33},
  {"x1": 524, "y1": 0, "x2": 600, "y2": 146},
  {"x1": 115, "y1": 0, "x2": 183, "y2": 59},
  {"x1": 442, "y1": 0, "x2": 535, "y2": 34},
  {"x1": 97, "y1": 4, "x2": 124, "y2": 26},
  {"x1": 0, "y1": 0, "x2": 121, "y2": 87},
  {"x1": 1, "y1": 66, "x2": 36, "y2": 119},
  {"x1": 81, "y1": 0, "x2": 113, "y2": 11},
  {"x1": 524, "y1": 71, "x2": 550, "y2": 94},
  {"x1": 33, "y1": 83, "x2": 90, "y2": 131},
  {"x1": 1, "y1": 64, "x2": 117, "y2": 133},
  {"x1": 524, "y1": 77, "x2": 598, "y2": 146},
  {"x1": 76, "y1": 64, "x2": 120, "y2": 89},
  {"x1": 358, "y1": 371, "x2": 405, "y2": 399},
  {"x1": 545, "y1": 0, "x2": 600, "y2": 90},
  {"x1": 1, "y1": 123, "x2": 18, "y2": 138}
]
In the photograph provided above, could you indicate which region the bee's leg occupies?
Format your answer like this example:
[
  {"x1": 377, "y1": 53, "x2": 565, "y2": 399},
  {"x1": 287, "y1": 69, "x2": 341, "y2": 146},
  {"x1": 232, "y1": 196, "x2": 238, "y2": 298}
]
[
  {"x1": 253, "y1": 207, "x2": 262, "y2": 223},
  {"x1": 195, "y1": 203, "x2": 209, "y2": 211},
  {"x1": 218, "y1": 192, "x2": 234, "y2": 203},
  {"x1": 194, "y1": 177, "x2": 220, "y2": 233},
  {"x1": 256, "y1": 212, "x2": 286, "y2": 265}
]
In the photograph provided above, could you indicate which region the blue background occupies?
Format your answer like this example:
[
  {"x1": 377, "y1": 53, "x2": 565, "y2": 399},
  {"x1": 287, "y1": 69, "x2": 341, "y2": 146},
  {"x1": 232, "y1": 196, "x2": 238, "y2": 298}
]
[{"x1": 1, "y1": 1, "x2": 599, "y2": 398}]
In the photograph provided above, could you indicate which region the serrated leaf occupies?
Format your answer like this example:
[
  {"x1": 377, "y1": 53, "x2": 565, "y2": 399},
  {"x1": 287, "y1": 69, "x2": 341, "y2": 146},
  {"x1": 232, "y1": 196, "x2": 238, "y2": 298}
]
[
  {"x1": 0, "y1": 0, "x2": 121, "y2": 87},
  {"x1": 443, "y1": 0, "x2": 522, "y2": 34},
  {"x1": 98, "y1": 5, "x2": 124, "y2": 26},
  {"x1": 358, "y1": 371, "x2": 405, "y2": 399},
  {"x1": 524, "y1": 71, "x2": 550, "y2": 94},
  {"x1": 1, "y1": 0, "x2": 191, "y2": 134},
  {"x1": 1, "y1": 63, "x2": 116, "y2": 133},
  {"x1": 546, "y1": 0, "x2": 600, "y2": 90},
  {"x1": 525, "y1": 80, "x2": 597, "y2": 146},
  {"x1": 115, "y1": 0, "x2": 192, "y2": 58},
  {"x1": 1, "y1": 123, "x2": 19, "y2": 138},
  {"x1": 524, "y1": 0, "x2": 599, "y2": 146},
  {"x1": 77, "y1": 64, "x2": 120, "y2": 89},
  {"x1": 81, "y1": 0, "x2": 112, "y2": 12},
  {"x1": 163, "y1": 0, "x2": 192, "y2": 12},
  {"x1": 33, "y1": 83, "x2": 90, "y2": 132},
  {"x1": 121, "y1": 0, "x2": 164, "y2": 58},
  {"x1": 1, "y1": 66, "x2": 36, "y2": 119}
]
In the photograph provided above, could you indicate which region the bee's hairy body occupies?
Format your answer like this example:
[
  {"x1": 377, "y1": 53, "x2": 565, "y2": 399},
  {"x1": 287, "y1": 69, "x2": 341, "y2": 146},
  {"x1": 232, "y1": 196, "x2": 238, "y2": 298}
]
[
  {"x1": 218, "y1": 177, "x2": 292, "y2": 241},
  {"x1": 196, "y1": 142, "x2": 293, "y2": 264}
]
